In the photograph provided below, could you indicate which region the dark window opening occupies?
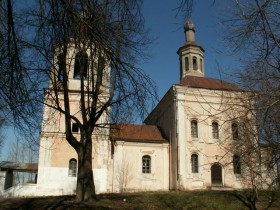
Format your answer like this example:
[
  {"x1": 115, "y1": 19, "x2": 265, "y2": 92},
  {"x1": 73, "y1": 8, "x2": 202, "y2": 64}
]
[
  {"x1": 232, "y1": 123, "x2": 239, "y2": 140},
  {"x1": 212, "y1": 122, "x2": 219, "y2": 139},
  {"x1": 58, "y1": 53, "x2": 65, "y2": 82},
  {"x1": 185, "y1": 57, "x2": 189, "y2": 71},
  {"x1": 96, "y1": 55, "x2": 105, "y2": 81},
  {"x1": 233, "y1": 155, "x2": 241, "y2": 174},
  {"x1": 200, "y1": 59, "x2": 203, "y2": 72},
  {"x1": 191, "y1": 154, "x2": 199, "y2": 173},
  {"x1": 98, "y1": 55, "x2": 105, "y2": 71},
  {"x1": 142, "y1": 155, "x2": 151, "y2": 173},
  {"x1": 191, "y1": 120, "x2": 198, "y2": 138},
  {"x1": 74, "y1": 51, "x2": 88, "y2": 79},
  {"x1": 72, "y1": 123, "x2": 79, "y2": 133},
  {"x1": 193, "y1": 56, "x2": 197, "y2": 70},
  {"x1": 68, "y1": 158, "x2": 77, "y2": 177}
]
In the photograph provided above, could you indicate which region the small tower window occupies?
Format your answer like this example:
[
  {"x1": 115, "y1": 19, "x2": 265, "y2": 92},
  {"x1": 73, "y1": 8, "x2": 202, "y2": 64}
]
[
  {"x1": 74, "y1": 51, "x2": 88, "y2": 79},
  {"x1": 233, "y1": 155, "x2": 241, "y2": 174},
  {"x1": 191, "y1": 120, "x2": 198, "y2": 138},
  {"x1": 142, "y1": 155, "x2": 151, "y2": 173},
  {"x1": 68, "y1": 158, "x2": 77, "y2": 177},
  {"x1": 200, "y1": 59, "x2": 203, "y2": 72},
  {"x1": 232, "y1": 123, "x2": 239, "y2": 140},
  {"x1": 193, "y1": 56, "x2": 197, "y2": 70},
  {"x1": 57, "y1": 53, "x2": 65, "y2": 82},
  {"x1": 185, "y1": 57, "x2": 189, "y2": 71},
  {"x1": 191, "y1": 154, "x2": 199, "y2": 173},
  {"x1": 72, "y1": 123, "x2": 79, "y2": 133},
  {"x1": 212, "y1": 122, "x2": 219, "y2": 139}
]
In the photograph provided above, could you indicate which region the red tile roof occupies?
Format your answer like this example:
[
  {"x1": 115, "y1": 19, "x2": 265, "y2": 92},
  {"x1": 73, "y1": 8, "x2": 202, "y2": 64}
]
[
  {"x1": 179, "y1": 76, "x2": 241, "y2": 91},
  {"x1": 111, "y1": 124, "x2": 167, "y2": 143}
]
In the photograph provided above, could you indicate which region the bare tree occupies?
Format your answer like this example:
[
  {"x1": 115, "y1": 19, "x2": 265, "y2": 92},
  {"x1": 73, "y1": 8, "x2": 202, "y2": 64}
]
[
  {"x1": 0, "y1": 0, "x2": 42, "y2": 148},
  {"x1": 7, "y1": 138, "x2": 37, "y2": 185},
  {"x1": 220, "y1": 0, "x2": 280, "y2": 177},
  {"x1": 176, "y1": 1, "x2": 280, "y2": 209},
  {"x1": 218, "y1": 1, "x2": 280, "y2": 208},
  {"x1": 116, "y1": 157, "x2": 133, "y2": 193},
  {"x1": 1, "y1": 0, "x2": 156, "y2": 202}
]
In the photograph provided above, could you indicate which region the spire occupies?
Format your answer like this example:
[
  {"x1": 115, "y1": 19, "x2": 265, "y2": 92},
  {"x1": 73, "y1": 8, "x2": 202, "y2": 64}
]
[
  {"x1": 177, "y1": 20, "x2": 205, "y2": 79},
  {"x1": 184, "y1": 20, "x2": 195, "y2": 43}
]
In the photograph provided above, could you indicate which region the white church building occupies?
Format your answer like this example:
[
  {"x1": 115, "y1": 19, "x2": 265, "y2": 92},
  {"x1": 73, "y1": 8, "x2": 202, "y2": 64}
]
[{"x1": 0, "y1": 21, "x2": 268, "y2": 197}]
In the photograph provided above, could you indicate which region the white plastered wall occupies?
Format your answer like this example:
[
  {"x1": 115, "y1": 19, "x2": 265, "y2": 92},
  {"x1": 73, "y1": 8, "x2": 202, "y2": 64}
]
[
  {"x1": 175, "y1": 86, "x2": 249, "y2": 190},
  {"x1": 111, "y1": 141, "x2": 169, "y2": 193}
]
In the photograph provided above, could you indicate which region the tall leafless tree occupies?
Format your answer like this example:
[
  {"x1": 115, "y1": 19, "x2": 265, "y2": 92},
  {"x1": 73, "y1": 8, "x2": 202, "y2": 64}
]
[
  {"x1": 219, "y1": 0, "x2": 280, "y2": 182},
  {"x1": 178, "y1": 0, "x2": 280, "y2": 208},
  {"x1": 1, "y1": 0, "x2": 157, "y2": 202}
]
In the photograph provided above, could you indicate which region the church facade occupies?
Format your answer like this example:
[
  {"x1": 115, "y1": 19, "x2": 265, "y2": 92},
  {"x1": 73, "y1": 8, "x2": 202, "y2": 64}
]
[{"x1": 1, "y1": 21, "x2": 267, "y2": 197}]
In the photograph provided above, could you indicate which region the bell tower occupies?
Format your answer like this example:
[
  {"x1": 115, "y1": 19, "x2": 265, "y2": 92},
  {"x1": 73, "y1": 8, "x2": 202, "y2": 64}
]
[{"x1": 177, "y1": 21, "x2": 205, "y2": 79}]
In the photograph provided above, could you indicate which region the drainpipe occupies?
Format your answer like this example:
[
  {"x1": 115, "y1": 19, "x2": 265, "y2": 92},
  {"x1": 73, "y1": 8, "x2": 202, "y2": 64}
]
[
  {"x1": 173, "y1": 85, "x2": 179, "y2": 190},
  {"x1": 169, "y1": 96, "x2": 172, "y2": 191},
  {"x1": 111, "y1": 139, "x2": 115, "y2": 192}
]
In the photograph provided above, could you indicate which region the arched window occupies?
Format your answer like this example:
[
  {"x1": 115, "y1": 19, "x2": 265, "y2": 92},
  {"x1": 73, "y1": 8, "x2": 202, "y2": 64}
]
[
  {"x1": 57, "y1": 53, "x2": 65, "y2": 82},
  {"x1": 191, "y1": 154, "x2": 198, "y2": 173},
  {"x1": 233, "y1": 155, "x2": 241, "y2": 174},
  {"x1": 191, "y1": 120, "x2": 198, "y2": 138},
  {"x1": 185, "y1": 57, "x2": 189, "y2": 71},
  {"x1": 74, "y1": 51, "x2": 88, "y2": 79},
  {"x1": 193, "y1": 56, "x2": 197, "y2": 70},
  {"x1": 142, "y1": 155, "x2": 151, "y2": 173},
  {"x1": 68, "y1": 158, "x2": 77, "y2": 177},
  {"x1": 232, "y1": 123, "x2": 238, "y2": 140},
  {"x1": 212, "y1": 122, "x2": 219, "y2": 139},
  {"x1": 200, "y1": 59, "x2": 203, "y2": 72}
]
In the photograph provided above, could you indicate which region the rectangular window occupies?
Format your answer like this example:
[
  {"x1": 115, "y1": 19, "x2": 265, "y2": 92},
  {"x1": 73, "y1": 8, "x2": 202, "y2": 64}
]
[
  {"x1": 191, "y1": 154, "x2": 199, "y2": 173},
  {"x1": 185, "y1": 57, "x2": 189, "y2": 71},
  {"x1": 232, "y1": 123, "x2": 239, "y2": 140},
  {"x1": 68, "y1": 159, "x2": 77, "y2": 177},
  {"x1": 72, "y1": 123, "x2": 79, "y2": 133},
  {"x1": 193, "y1": 56, "x2": 198, "y2": 70},
  {"x1": 191, "y1": 120, "x2": 198, "y2": 138},
  {"x1": 233, "y1": 155, "x2": 241, "y2": 174},
  {"x1": 212, "y1": 122, "x2": 219, "y2": 139},
  {"x1": 142, "y1": 155, "x2": 151, "y2": 173}
]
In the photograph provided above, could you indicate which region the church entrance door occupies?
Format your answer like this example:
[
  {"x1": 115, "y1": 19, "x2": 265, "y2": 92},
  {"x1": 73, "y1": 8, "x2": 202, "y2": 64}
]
[{"x1": 211, "y1": 163, "x2": 222, "y2": 186}]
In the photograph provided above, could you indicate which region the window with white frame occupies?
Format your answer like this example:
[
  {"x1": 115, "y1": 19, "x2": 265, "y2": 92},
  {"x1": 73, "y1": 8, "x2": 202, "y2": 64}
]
[
  {"x1": 191, "y1": 154, "x2": 199, "y2": 173},
  {"x1": 142, "y1": 155, "x2": 151, "y2": 173},
  {"x1": 68, "y1": 158, "x2": 77, "y2": 177},
  {"x1": 212, "y1": 122, "x2": 219, "y2": 139},
  {"x1": 191, "y1": 120, "x2": 198, "y2": 138}
]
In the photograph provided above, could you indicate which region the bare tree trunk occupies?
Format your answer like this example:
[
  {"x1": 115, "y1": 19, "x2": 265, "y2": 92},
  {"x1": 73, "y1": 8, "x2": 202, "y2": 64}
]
[{"x1": 76, "y1": 135, "x2": 96, "y2": 202}]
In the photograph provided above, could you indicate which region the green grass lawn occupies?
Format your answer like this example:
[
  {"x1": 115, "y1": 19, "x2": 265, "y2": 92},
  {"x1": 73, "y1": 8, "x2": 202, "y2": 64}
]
[{"x1": 0, "y1": 190, "x2": 279, "y2": 210}]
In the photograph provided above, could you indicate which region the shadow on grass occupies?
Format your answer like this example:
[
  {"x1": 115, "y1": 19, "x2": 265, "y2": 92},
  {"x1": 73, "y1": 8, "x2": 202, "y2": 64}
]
[
  {"x1": 228, "y1": 190, "x2": 280, "y2": 210},
  {"x1": 0, "y1": 190, "x2": 279, "y2": 210}
]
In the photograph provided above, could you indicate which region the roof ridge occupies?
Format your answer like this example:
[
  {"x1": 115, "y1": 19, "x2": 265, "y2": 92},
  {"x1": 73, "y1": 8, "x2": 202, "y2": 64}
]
[{"x1": 179, "y1": 76, "x2": 241, "y2": 91}]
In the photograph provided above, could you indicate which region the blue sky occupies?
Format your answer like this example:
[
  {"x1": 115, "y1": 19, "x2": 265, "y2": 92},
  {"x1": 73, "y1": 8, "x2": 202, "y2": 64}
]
[
  {"x1": 1, "y1": 1, "x2": 241, "y2": 160},
  {"x1": 142, "y1": 0, "x2": 240, "y2": 99}
]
